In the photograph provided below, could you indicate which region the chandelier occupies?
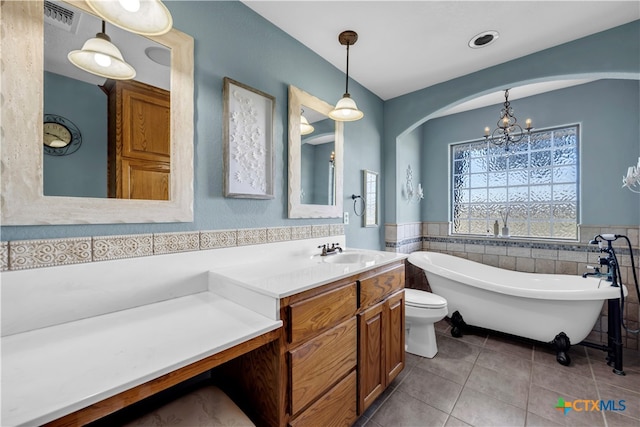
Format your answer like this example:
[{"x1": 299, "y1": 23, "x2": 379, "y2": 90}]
[{"x1": 483, "y1": 89, "x2": 532, "y2": 151}]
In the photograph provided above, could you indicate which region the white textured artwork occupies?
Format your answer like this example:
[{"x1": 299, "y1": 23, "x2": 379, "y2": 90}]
[{"x1": 224, "y1": 79, "x2": 274, "y2": 198}]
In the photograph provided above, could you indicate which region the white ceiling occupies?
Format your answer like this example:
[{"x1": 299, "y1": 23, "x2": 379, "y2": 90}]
[{"x1": 243, "y1": 0, "x2": 640, "y2": 110}]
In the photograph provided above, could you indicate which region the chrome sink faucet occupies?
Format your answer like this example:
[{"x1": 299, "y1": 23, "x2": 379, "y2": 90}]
[{"x1": 318, "y1": 243, "x2": 343, "y2": 256}]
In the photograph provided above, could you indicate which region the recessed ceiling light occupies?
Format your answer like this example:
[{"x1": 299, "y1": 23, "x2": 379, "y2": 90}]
[
  {"x1": 468, "y1": 30, "x2": 499, "y2": 48},
  {"x1": 145, "y1": 46, "x2": 171, "y2": 67}
]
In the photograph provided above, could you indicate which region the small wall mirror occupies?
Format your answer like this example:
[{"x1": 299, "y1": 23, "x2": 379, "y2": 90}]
[
  {"x1": 288, "y1": 86, "x2": 344, "y2": 218},
  {"x1": 1, "y1": 0, "x2": 194, "y2": 225},
  {"x1": 363, "y1": 170, "x2": 379, "y2": 227}
]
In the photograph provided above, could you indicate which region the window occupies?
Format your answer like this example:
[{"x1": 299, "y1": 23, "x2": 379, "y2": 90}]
[{"x1": 451, "y1": 125, "x2": 579, "y2": 240}]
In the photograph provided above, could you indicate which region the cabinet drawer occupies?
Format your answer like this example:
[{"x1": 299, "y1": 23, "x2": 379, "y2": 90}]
[
  {"x1": 360, "y1": 264, "x2": 404, "y2": 309},
  {"x1": 288, "y1": 370, "x2": 357, "y2": 427},
  {"x1": 288, "y1": 282, "x2": 357, "y2": 344},
  {"x1": 289, "y1": 317, "x2": 357, "y2": 415}
]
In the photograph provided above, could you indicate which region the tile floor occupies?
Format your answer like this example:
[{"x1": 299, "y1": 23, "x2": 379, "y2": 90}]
[{"x1": 356, "y1": 320, "x2": 640, "y2": 427}]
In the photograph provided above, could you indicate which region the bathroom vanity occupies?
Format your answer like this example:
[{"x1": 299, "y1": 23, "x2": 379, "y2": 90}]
[
  {"x1": 209, "y1": 249, "x2": 406, "y2": 426},
  {"x1": 1, "y1": 239, "x2": 406, "y2": 426}
]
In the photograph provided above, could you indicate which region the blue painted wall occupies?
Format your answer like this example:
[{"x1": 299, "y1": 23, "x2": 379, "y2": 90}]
[
  {"x1": 2, "y1": 1, "x2": 385, "y2": 249},
  {"x1": 384, "y1": 21, "x2": 640, "y2": 224},
  {"x1": 421, "y1": 79, "x2": 640, "y2": 227},
  {"x1": 396, "y1": 127, "x2": 422, "y2": 223},
  {"x1": 2, "y1": 4, "x2": 638, "y2": 250},
  {"x1": 43, "y1": 71, "x2": 107, "y2": 198}
]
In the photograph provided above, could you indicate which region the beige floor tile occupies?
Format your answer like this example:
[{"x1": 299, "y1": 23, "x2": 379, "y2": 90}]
[
  {"x1": 369, "y1": 390, "x2": 449, "y2": 427},
  {"x1": 398, "y1": 365, "x2": 463, "y2": 413},
  {"x1": 597, "y1": 382, "x2": 640, "y2": 420},
  {"x1": 433, "y1": 334, "x2": 482, "y2": 364},
  {"x1": 476, "y1": 347, "x2": 532, "y2": 382},
  {"x1": 531, "y1": 362, "x2": 598, "y2": 398},
  {"x1": 444, "y1": 415, "x2": 471, "y2": 427},
  {"x1": 533, "y1": 345, "x2": 592, "y2": 378},
  {"x1": 450, "y1": 388, "x2": 526, "y2": 427},
  {"x1": 464, "y1": 364, "x2": 529, "y2": 409},
  {"x1": 604, "y1": 409, "x2": 640, "y2": 426},
  {"x1": 524, "y1": 411, "x2": 562, "y2": 426},
  {"x1": 484, "y1": 333, "x2": 534, "y2": 361},
  {"x1": 416, "y1": 352, "x2": 474, "y2": 386}
]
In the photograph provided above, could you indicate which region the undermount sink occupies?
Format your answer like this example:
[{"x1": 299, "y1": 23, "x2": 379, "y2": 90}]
[{"x1": 318, "y1": 251, "x2": 382, "y2": 265}]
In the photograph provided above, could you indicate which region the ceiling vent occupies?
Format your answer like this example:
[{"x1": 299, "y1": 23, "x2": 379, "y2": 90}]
[{"x1": 44, "y1": 1, "x2": 80, "y2": 34}]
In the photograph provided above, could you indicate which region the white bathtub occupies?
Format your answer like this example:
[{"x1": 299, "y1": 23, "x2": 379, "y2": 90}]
[{"x1": 407, "y1": 251, "x2": 627, "y2": 346}]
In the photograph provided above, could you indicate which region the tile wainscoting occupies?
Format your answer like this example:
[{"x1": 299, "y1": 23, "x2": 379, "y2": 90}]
[
  {"x1": 0, "y1": 224, "x2": 345, "y2": 272},
  {"x1": 387, "y1": 222, "x2": 640, "y2": 351}
]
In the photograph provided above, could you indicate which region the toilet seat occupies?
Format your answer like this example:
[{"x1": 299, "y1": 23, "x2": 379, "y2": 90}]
[{"x1": 405, "y1": 289, "x2": 447, "y2": 309}]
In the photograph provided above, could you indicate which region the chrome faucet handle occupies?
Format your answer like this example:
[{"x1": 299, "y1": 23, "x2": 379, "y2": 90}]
[{"x1": 317, "y1": 244, "x2": 328, "y2": 256}]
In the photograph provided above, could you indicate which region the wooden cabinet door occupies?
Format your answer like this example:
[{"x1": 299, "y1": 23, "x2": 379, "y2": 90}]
[
  {"x1": 358, "y1": 300, "x2": 385, "y2": 414},
  {"x1": 288, "y1": 370, "x2": 357, "y2": 427},
  {"x1": 288, "y1": 282, "x2": 357, "y2": 345},
  {"x1": 289, "y1": 317, "x2": 357, "y2": 416},
  {"x1": 106, "y1": 79, "x2": 170, "y2": 200},
  {"x1": 359, "y1": 264, "x2": 404, "y2": 309},
  {"x1": 386, "y1": 290, "x2": 405, "y2": 385},
  {"x1": 121, "y1": 158, "x2": 170, "y2": 200}
]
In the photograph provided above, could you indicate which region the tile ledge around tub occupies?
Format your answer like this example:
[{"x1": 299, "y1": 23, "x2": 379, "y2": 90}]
[{"x1": 422, "y1": 236, "x2": 638, "y2": 255}]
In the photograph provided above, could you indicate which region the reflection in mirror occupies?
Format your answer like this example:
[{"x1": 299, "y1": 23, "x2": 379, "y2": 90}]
[
  {"x1": 43, "y1": 0, "x2": 171, "y2": 200},
  {"x1": 363, "y1": 170, "x2": 379, "y2": 227},
  {"x1": 300, "y1": 107, "x2": 336, "y2": 205},
  {"x1": 0, "y1": 0, "x2": 194, "y2": 225},
  {"x1": 288, "y1": 86, "x2": 343, "y2": 218}
]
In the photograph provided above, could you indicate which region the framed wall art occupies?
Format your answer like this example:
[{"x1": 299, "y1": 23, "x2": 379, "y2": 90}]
[{"x1": 223, "y1": 77, "x2": 275, "y2": 198}]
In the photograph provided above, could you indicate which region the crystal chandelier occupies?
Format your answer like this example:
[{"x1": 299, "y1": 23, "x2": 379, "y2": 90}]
[{"x1": 483, "y1": 89, "x2": 532, "y2": 151}]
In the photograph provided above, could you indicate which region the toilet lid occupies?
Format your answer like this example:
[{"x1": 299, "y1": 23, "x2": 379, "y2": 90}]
[{"x1": 404, "y1": 289, "x2": 447, "y2": 308}]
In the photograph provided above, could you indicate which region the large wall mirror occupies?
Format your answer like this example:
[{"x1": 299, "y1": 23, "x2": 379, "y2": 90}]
[
  {"x1": 1, "y1": 0, "x2": 194, "y2": 225},
  {"x1": 288, "y1": 86, "x2": 343, "y2": 218}
]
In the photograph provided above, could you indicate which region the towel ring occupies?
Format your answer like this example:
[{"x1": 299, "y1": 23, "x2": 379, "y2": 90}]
[{"x1": 351, "y1": 194, "x2": 366, "y2": 217}]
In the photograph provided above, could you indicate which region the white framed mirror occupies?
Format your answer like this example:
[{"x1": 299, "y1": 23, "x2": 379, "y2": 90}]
[
  {"x1": 1, "y1": 0, "x2": 194, "y2": 225},
  {"x1": 288, "y1": 86, "x2": 343, "y2": 218}
]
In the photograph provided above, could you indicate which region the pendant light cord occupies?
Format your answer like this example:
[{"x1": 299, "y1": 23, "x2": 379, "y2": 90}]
[{"x1": 344, "y1": 43, "x2": 350, "y2": 95}]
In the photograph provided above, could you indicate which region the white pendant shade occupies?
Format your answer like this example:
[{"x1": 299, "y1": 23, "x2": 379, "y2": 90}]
[
  {"x1": 328, "y1": 95, "x2": 364, "y2": 122},
  {"x1": 86, "y1": 0, "x2": 173, "y2": 36},
  {"x1": 300, "y1": 115, "x2": 314, "y2": 135},
  {"x1": 68, "y1": 34, "x2": 136, "y2": 80}
]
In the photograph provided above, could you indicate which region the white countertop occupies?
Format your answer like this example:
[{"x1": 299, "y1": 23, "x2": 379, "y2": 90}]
[
  {"x1": 210, "y1": 248, "x2": 408, "y2": 299},
  {"x1": 1, "y1": 292, "x2": 282, "y2": 427}
]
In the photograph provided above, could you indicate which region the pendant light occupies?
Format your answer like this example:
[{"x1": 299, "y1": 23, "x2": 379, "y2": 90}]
[
  {"x1": 329, "y1": 30, "x2": 364, "y2": 122},
  {"x1": 68, "y1": 20, "x2": 136, "y2": 80},
  {"x1": 300, "y1": 109, "x2": 314, "y2": 135},
  {"x1": 86, "y1": 0, "x2": 173, "y2": 36}
]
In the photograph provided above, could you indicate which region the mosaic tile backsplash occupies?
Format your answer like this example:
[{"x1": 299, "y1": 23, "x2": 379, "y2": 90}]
[{"x1": 0, "y1": 224, "x2": 344, "y2": 272}]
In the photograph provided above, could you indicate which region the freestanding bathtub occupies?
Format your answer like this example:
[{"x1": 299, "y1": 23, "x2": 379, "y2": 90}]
[{"x1": 407, "y1": 251, "x2": 627, "y2": 365}]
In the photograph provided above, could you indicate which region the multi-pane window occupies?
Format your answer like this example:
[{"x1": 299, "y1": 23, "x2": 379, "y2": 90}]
[{"x1": 451, "y1": 125, "x2": 579, "y2": 240}]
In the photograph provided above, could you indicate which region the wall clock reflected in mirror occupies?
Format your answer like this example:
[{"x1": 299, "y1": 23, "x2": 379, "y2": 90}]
[{"x1": 43, "y1": 114, "x2": 82, "y2": 156}]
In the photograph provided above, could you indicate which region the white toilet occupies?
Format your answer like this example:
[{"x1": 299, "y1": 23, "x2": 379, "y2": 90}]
[{"x1": 404, "y1": 288, "x2": 448, "y2": 358}]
